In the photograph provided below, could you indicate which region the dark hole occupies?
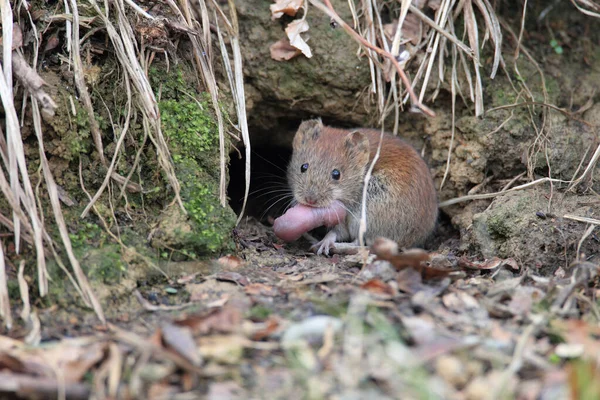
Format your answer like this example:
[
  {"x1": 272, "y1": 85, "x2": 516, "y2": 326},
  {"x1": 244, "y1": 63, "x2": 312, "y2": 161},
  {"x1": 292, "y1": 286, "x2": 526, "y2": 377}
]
[{"x1": 228, "y1": 144, "x2": 293, "y2": 223}]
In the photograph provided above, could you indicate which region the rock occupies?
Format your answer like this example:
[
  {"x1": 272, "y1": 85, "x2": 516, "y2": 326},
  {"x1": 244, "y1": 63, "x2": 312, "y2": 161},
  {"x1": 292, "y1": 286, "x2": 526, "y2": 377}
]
[
  {"x1": 235, "y1": 0, "x2": 373, "y2": 142},
  {"x1": 466, "y1": 187, "x2": 599, "y2": 274}
]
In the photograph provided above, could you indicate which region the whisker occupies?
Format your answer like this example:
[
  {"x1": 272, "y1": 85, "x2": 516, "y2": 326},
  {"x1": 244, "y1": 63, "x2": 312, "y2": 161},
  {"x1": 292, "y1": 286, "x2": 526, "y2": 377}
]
[
  {"x1": 252, "y1": 151, "x2": 289, "y2": 174},
  {"x1": 260, "y1": 194, "x2": 294, "y2": 220},
  {"x1": 249, "y1": 187, "x2": 292, "y2": 197}
]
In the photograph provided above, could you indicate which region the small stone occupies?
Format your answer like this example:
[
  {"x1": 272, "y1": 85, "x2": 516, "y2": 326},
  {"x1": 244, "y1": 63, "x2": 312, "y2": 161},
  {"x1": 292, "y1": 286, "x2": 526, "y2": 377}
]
[
  {"x1": 464, "y1": 377, "x2": 490, "y2": 400},
  {"x1": 435, "y1": 355, "x2": 468, "y2": 388}
]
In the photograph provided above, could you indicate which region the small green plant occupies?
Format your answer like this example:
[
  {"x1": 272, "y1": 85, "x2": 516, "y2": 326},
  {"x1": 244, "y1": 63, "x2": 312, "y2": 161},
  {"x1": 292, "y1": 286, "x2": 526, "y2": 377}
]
[{"x1": 550, "y1": 39, "x2": 563, "y2": 55}]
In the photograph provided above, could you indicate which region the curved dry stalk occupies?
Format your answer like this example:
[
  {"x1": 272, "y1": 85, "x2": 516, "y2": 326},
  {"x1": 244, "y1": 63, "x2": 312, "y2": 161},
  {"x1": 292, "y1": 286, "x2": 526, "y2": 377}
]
[
  {"x1": 167, "y1": 0, "x2": 228, "y2": 207},
  {"x1": 80, "y1": 75, "x2": 133, "y2": 218},
  {"x1": 31, "y1": 99, "x2": 105, "y2": 322},
  {"x1": 309, "y1": 0, "x2": 435, "y2": 117},
  {"x1": 67, "y1": 0, "x2": 106, "y2": 165},
  {"x1": 0, "y1": 243, "x2": 11, "y2": 329},
  {"x1": 213, "y1": 1, "x2": 252, "y2": 224},
  {"x1": 439, "y1": 176, "x2": 572, "y2": 207},
  {"x1": 86, "y1": 0, "x2": 184, "y2": 215},
  {"x1": 0, "y1": 36, "x2": 48, "y2": 297}
]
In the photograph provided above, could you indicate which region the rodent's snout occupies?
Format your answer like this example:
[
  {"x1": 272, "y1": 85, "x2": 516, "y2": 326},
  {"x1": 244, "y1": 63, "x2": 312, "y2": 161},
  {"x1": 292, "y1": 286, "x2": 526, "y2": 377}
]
[{"x1": 303, "y1": 191, "x2": 318, "y2": 206}]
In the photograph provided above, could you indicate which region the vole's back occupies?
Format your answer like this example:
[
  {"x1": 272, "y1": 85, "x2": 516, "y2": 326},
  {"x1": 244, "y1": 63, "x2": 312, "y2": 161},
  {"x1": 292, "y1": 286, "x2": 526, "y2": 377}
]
[{"x1": 340, "y1": 128, "x2": 438, "y2": 247}]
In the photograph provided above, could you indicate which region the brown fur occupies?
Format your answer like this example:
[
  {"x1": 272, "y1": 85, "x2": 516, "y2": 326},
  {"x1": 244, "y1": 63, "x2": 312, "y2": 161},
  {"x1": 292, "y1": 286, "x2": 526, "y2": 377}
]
[{"x1": 288, "y1": 119, "x2": 438, "y2": 248}]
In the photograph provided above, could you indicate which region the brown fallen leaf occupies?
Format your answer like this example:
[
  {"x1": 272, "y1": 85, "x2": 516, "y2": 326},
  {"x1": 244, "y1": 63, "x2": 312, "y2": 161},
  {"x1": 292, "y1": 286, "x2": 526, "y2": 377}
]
[
  {"x1": 161, "y1": 323, "x2": 202, "y2": 366},
  {"x1": 285, "y1": 19, "x2": 312, "y2": 58},
  {"x1": 396, "y1": 267, "x2": 423, "y2": 294},
  {"x1": 40, "y1": 340, "x2": 107, "y2": 384},
  {"x1": 245, "y1": 283, "x2": 280, "y2": 297},
  {"x1": 360, "y1": 279, "x2": 395, "y2": 296},
  {"x1": 217, "y1": 255, "x2": 245, "y2": 269},
  {"x1": 383, "y1": 13, "x2": 424, "y2": 46},
  {"x1": 251, "y1": 316, "x2": 281, "y2": 341},
  {"x1": 175, "y1": 306, "x2": 242, "y2": 335},
  {"x1": 507, "y1": 286, "x2": 545, "y2": 317},
  {"x1": 270, "y1": 38, "x2": 302, "y2": 61},
  {"x1": 371, "y1": 238, "x2": 454, "y2": 279},
  {"x1": 215, "y1": 271, "x2": 249, "y2": 286},
  {"x1": 270, "y1": 0, "x2": 304, "y2": 19},
  {"x1": 459, "y1": 256, "x2": 519, "y2": 271}
]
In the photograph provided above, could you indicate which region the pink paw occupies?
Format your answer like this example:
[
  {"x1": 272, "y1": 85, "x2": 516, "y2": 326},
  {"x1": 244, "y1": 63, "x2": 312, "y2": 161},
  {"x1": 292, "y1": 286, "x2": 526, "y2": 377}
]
[{"x1": 311, "y1": 231, "x2": 337, "y2": 256}]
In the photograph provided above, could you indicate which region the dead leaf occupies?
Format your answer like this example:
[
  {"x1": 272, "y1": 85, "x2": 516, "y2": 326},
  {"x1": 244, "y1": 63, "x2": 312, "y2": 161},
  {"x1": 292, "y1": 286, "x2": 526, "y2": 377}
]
[
  {"x1": 175, "y1": 306, "x2": 242, "y2": 335},
  {"x1": 198, "y1": 335, "x2": 246, "y2": 364},
  {"x1": 507, "y1": 286, "x2": 545, "y2": 317},
  {"x1": 285, "y1": 19, "x2": 312, "y2": 58},
  {"x1": 383, "y1": 13, "x2": 423, "y2": 45},
  {"x1": 161, "y1": 323, "x2": 202, "y2": 366},
  {"x1": 442, "y1": 291, "x2": 480, "y2": 312},
  {"x1": 396, "y1": 267, "x2": 423, "y2": 293},
  {"x1": 217, "y1": 255, "x2": 245, "y2": 269},
  {"x1": 0, "y1": 24, "x2": 23, "y2": 52},
  {"x1": 552, "y1": 320, "x2": 600, "y2": 361},
  {"x1": 207, "y1": 381, "x2": 245, "y2": 400},
  {"x1": 270, "y1": 38, "x2": 302, "y2": 61},
  {"x1": 42, "y1": 340, "x2": 107, "y2": 384},
  {"x1": 251, "y1": 316, "x2": 280, "y2": 341},
  {"x1": 372, "y1": 239, "x2": 454, "y2": 279},
  {"x1": 270, "y1": 0, "x2": 304, "y2": 19},
  {"x1": 245, "y1": 283, "x2": 279, "y2": 297},
  {"x1": 215, "y1": 272, "x2": 249, "y2": 286},
  {"x1": 360, "y1": 279, "x2": 394, "y2": 296},
  {"x1": 459, "y1": 256, "x2": 519, "y2": 271},
  {"x1": 427, "y1": 0, "x2": 441, "y2": 10}
]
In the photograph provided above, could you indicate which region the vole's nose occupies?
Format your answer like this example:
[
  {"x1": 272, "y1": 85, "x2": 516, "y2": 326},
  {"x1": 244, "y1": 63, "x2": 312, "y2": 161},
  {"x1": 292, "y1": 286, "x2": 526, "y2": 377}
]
[{"x1": 304, "y1": 192, "x2": 318, "y2": 206}]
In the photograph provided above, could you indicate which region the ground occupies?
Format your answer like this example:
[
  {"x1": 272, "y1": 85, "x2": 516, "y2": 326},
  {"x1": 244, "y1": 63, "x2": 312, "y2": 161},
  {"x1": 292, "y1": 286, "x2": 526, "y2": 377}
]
[{"x1": 1, "y1": 1, "x2": 600, "y2": 400}]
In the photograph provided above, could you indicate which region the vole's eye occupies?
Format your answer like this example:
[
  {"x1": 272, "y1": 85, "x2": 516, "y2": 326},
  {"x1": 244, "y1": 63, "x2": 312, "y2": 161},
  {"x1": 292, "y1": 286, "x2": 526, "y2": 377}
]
[
  {"x1": 331, "y1": 169, "x2": 341, "y2": 180},
  {"x1": 301, "y1": 163, "x2": 309, "y2": 173}
]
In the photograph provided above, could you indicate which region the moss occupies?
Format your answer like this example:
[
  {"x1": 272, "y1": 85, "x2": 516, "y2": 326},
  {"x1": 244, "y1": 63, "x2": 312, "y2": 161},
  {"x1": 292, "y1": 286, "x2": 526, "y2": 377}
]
[
  {"x1": 83, "y1": 245, "x2": 127, "y2": 284},
  {"x1": 150, "y1": 66, "x2": 236, "y2": 256},
  {"x1": 248, "y1": 305, "x2": 272, "y2": 320},
  {"x1": 486, "y1": 214, "x2": 512, "y2": 238}
]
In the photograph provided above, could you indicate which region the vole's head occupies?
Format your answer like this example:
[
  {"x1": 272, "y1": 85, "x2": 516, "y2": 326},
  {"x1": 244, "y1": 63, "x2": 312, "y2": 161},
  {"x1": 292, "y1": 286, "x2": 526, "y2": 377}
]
[{"x1": 288, "y1": 119, "x2": 370, "y2": 208}]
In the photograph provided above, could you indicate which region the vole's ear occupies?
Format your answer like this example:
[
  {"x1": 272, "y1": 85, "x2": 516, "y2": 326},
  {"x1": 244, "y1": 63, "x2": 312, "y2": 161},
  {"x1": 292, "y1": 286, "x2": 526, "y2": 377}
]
[
  {"x1": 344, "y1": 130, "x2": 369, "y2": 157},
  {"x1": 293, "y1": 119, "x2": 323, "y2": 148}
]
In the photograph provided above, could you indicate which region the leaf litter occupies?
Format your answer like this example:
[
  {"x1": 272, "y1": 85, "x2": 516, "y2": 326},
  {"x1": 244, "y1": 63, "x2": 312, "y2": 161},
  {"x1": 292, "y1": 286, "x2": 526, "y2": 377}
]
[{"x1": 2, "y1": 218, "x2": 599, "y2": 398}]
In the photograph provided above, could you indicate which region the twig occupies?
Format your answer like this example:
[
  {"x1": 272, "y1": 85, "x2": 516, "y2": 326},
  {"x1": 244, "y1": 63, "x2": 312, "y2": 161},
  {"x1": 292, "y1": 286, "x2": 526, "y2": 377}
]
[
  {"x1": 67, "y1": 0, "x2": 106, "y2": 165},
  {"x1": 486, "y1": 101, "x2": 596, "y2": 127},
  {"x1": 439, "y1": 177, "x2": 571, "y2": 207},
  {"x1": 576, "y1": 224, "x2": 596, "y2": 261},
  {"x1": 408, "y1": 5, "x2": 477, "y2": 62},
  {"x1": 31, "y1": 98, "x2": 105, "y2": 322},
  {"x1": 563, "y1": 214, "x2": 600, "y2": 225},
  {"x1": 9, "y1": 51, "x2": 57, "y2": 116}
]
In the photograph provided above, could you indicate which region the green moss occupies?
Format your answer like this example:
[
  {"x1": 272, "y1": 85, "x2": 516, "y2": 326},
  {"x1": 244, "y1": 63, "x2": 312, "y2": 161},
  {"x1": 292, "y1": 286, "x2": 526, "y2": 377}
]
[
  {"x1": 150, "y1": 66, "x2": 236, "y2": 256},
  {"x1": 84, "y1": 245, "x2": 127, "y2": 284},
  {"x1": 47, "y1": 88, "x2": 93, "y2": 162},
  {"x1": 487, "y1": 214, "x2": 512, "y2": 238},
  {"x1": 248, "y1": 305, "x2": 272, "y2": 320}
]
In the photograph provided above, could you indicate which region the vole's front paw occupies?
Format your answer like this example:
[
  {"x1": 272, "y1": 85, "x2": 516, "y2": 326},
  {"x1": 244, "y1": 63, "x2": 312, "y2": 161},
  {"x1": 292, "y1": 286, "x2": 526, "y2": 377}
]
[{"x1": 311, "y1": 231, "x2": 337, "y2": 256}]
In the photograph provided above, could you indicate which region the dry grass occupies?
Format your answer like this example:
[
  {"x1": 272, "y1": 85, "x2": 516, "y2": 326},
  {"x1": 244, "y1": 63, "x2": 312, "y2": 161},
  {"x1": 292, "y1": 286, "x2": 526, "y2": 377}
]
[{"x1": 0, "y1": 0, "x2": 251, "y2": 326}]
